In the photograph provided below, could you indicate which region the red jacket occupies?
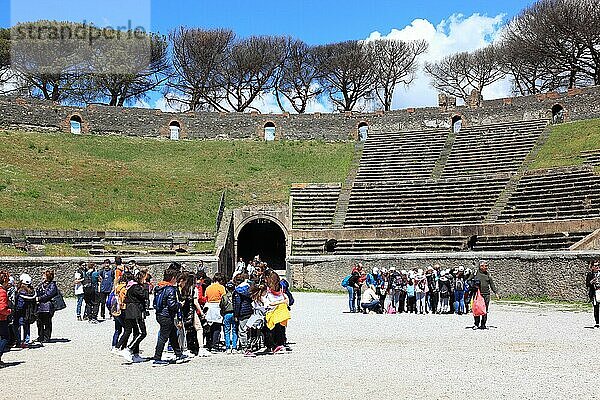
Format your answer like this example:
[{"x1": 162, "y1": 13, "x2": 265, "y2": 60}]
[{"x1": 0, "y1": 286, "x2": 11, "y2": 321}]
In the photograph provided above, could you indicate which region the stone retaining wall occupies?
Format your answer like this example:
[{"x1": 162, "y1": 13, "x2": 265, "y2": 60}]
[
  {"x1": 0, "y1": 256, "x2": 218, "y2": 297},
  {"x1": 2, "y1": 86, "x2": 600, "y2": 140},
  {"x1": 287, "y1": 251, "x2": 600, "y2": 302}
]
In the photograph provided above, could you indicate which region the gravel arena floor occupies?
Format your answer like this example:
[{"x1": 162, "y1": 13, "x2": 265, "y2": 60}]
[{"x1": 2, "y1": 292, "x2": 599, "y2": 399}]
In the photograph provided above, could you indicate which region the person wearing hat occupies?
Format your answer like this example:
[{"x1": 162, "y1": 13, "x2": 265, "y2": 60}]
[
  {"x1": 473, "y1": 261, "x2": 499, "y2": 329},
  {"x1": 14, "y1": 274, "x2": 36, "y2": 348}
]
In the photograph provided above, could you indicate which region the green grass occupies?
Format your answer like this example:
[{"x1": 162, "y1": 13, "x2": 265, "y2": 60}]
[
  {"x1": 0, "y1": 131, "x2": 353, "y2": 232},
  {"x1": 193, "y1": 240, "x2": 216, "y2": 253},
  {"x1": 0, "y1": 244, "x2": 26, "y2": 256},
  {"x1": 530, "y1": 118, "x2": 600, "y2": 169}
]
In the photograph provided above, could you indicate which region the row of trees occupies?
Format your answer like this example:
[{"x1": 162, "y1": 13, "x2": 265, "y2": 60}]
[
  {"x1": 0, "y1": 21, "x2": 428, "y2": 112},
  {"x1": 425, "y1": 0, "x2": 600, "y2": 105},
  {"x1": 1, "y1": 0, "x2": 599, "y2": 111}
]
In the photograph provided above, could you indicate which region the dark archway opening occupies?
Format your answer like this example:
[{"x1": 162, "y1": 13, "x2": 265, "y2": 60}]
[
  {"x1": 451, "y1": 115, "x2": 463, "y2": 133},
  {"x1": 358, "y1": 122, "x2": 369, "y2": 141},
  {"x1": 237, "y1": 218, "x2": 286, "y2": 269},
  {"x1": 552, "y1": 104, "x2": 564, "y2": 124}
]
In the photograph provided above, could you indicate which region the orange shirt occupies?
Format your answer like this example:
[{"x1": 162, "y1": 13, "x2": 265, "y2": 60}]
[{"x1": 205, "y1": 283, "x2": 225, "y2": 303}]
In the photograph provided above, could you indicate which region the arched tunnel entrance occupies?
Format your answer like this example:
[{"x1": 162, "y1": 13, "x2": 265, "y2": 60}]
[{"x1": 237, "y1": 218, "x2": 286, "y2": 269}]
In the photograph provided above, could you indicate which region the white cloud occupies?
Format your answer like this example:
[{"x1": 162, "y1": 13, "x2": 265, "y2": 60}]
[{"x1": 367, "y1": 13, "x2": 509, "y2": 109}]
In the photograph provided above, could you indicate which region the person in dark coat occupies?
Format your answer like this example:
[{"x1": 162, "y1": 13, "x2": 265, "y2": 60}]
[
  {"x1": 152, "y1": 268, "x2": 185, "y2": 365},
  {"x1": 233, "y1": 273, "x2": 253, "y2": 352},
  {"x1": 35, "y1": 270, "x2": 58, "y2": 343},
  {"x1": 116, "y1": 271, "x2": 148, "y2": 363},
  {"x1": 585, "y1": 260, "x2": 600, "y2": 328}
]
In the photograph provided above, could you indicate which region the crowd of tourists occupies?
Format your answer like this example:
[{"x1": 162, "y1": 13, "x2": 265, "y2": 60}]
[
  {"x1": 342, "y1": 261, "x2": 499, "y2": 329},
  {"x1": 0, "y1": 256, "x2": 293, "y2": 368}
]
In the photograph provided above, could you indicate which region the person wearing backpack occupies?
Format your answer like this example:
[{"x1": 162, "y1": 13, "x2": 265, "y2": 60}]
[
  {"x1": 220, "y1": 281, "x2": 237, "y2": 354},
  {"x1": 426, "y1": 266, "x2": 439, "y2": 314},
  {"x1": 153, "y1": 268, "x2": 186, "y2": 365},
  {"x1": 438, "y1": 270, "x2": 451, "y2": 314},
  {"x1": 110, "y1": 275, "x2": 129, "y2": 354},
  {"x1": 98, "y1": 260, "x2": 115, "y2": 320},
  {"x1": 233, "y1": 273, "x2": 253, "y2": 353},
  {"x1": 453, "y1": 267, "x2": 466, "y2": 315},
  {"x1": 342, "y1": 271, "x2": 359, "y2": 313},
  {"x1": 14, "y1": 274, "x2": 36, "y2": 348},
  {"x1": 116, "y1": 271, "x2": 148, "y2": 363},
  {"x1": 83, "y1": 263, "x2": 100, "y2": 323}
]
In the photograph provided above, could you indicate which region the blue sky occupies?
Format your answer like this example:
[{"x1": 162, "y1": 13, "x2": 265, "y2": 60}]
[
  {"x1": 0, "y1": 0, "x2": 537, "y2": 110},
  {"x1": 2, "y1": 0, "x2": 534, "y2": 44}
]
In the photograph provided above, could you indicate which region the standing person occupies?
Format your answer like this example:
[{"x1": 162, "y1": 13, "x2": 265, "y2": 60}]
[
  {"x1": 83, "y1": 263, "x2": 99, "y2": 323},
  {"x1": 586, "y1": 260, "x2": 600, "y2": 328},
  {"x1": 263, "y1": 272, "x2": 290, "y2": 353},
  {"x1": 35, "y1": 270, "x2": 58, "y2": 343},
  {"x1": 426, "y1": 266, "x2": 439, "y2": 314},
  {"x1": 343, "y1": 270, "x2": 360, "y2": 313},
  {"x1": 245, "y1": 283, "x2": 267, "y2": 357},
  {"x1": 204, "y1": 273, "x2": 226, "y2": 352},
  {"x1": 439, "y1": 271, "x2": 451, "y2": 314},
  {"x1": 473, "y1": 261, "x2": 499, "y2": 330},
  {"x1": 406, "y1": 278, "x2": 416, "y2": 314},
  {"x1": 117, "y1": 271, "x2": 148, "y2": 363},
  {"x1": 74, "y1": 263, "x2": 85, "y2": 321},
  {"x1": 14, "y1": 274, "x2": 36, "y2": 348},
  {"x1": 220, "y1": 281, "x2": 238, "y2": 354},
  {"x1": 233, "y1": 273, "x2": 252, "y2": 353},
  {"x1": 454, "y1": 267, "x2": 466, "y2": 315},
  {"x1": 114, "y1": 257, "x2": 124, "y2": 285},
  {"x1": 153, "y1": 269, "x2": 186, "y2": 365},
  {"x1": 179, "y1": 272, "x2": 200, "y2": 357},
  {"x1": 99, "y1": 260, "x2": 115, "y2": 320},
  {"x1": 415, "y1": 269, "x2": 427, "y2": 314},
  {"x1": 0, "y1": 271, "x2": 12, "y2": 368}
]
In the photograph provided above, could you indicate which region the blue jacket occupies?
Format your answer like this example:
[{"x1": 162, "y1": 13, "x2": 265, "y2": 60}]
[
  {"x1": 99, "y1": 268, "x2": 115, "y2": 293},
  {"x1": 154, "y1": 284, "x2": 179, "y2": 319},
  {"x1": 36, "y1": 281, "x2": 58, "y2": 313},
  {"x1": 233, "y1": 282, "x2": 253, "y2": 319}
]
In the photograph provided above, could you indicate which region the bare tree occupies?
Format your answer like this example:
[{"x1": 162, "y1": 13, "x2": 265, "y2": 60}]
[
  {"x1": 424, "y1": 45, "x2": 504, "y2": 106},
  {"x1": 167, "y1": 27, "x2": 234, "y2": 111},
  {"x1": 10, "y1": 21, "x2": 84, "y2": 102},
  {"x1": 80, "y1": 33, "x2": 171, "y2": 106},
  {"x1": 313, "y1": 40, "x2": 376, "y2": 112},
  {"x1": 506, "y1": 0, "x2": 591, "y2": 89},
  {"x1": 424, "y1": 52, "x2": 472, "y2": 103},
  {"x1": 274, "y1": 38, "x2": 322, "y2": 114},
  {"x1": 222, "y1": 35, "x2": 287, "y2": 112},
  {"x1": 497, "y1": 34, "x2": 561, "y2": 95},
  {"x1": 366, "y1": 38, "x2": 428, "y2": 111}
]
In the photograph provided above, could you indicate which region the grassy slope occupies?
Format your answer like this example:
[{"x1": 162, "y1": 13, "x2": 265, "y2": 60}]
[
  {"x1": 0, "y1": 131, "x2": 353, "y2": 232},
  {"x1": 530, "y1": 118, "x2": 600, "y2": 169}
]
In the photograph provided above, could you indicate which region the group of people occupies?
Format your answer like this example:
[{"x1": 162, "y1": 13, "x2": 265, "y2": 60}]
[
  {"x1": 342, "y1": 260, "x2": 499, "y2": 329},
  {"x1": 0, "y1": 269, "x2": 62, "y2": 368},
  {"x1": 97, "y1": 256, "x2": 293, "y2": 365}
]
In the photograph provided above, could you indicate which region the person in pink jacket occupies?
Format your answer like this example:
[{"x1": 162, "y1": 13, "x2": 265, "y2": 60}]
[{"x1": 0, "y1": 270, "x2": 13, "y2": 368}]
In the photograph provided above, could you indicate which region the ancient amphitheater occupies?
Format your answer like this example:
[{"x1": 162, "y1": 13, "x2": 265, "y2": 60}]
[{"x1": 2, "y1": 86, "x2": 600, "y2": 301}]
